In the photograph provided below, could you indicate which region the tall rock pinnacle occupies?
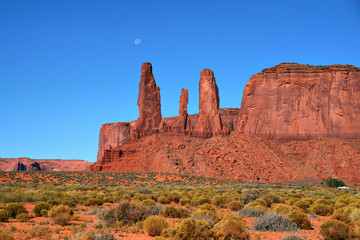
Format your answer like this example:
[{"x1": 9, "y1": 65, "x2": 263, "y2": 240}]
[
  {"x1": 194, "y1": 69, "x2": 223, "y2": 138},
  {"x1": 133, "y1": 62, "x2": 162, "y2": 138},
  {"x1": 174, "y1": 88, "x2": 191, "y2": 133}
]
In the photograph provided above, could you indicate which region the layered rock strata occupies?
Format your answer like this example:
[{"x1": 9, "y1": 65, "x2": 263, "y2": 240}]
[
  {"x1": 237, "y1": 63, "x2": 360, "y2": 139},
  {"x1": 0, "y1": 157, "x2": 91, "y2": 171}
]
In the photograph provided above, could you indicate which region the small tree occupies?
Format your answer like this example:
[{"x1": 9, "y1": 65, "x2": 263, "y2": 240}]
[{"x1": 323, "y1": 178, "x2": 345, "y2": 188}]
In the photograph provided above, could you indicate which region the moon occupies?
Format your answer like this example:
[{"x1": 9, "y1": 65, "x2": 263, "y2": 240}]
[{"x1": 134, "y1": 39, "x2": 142, "y2": 45}]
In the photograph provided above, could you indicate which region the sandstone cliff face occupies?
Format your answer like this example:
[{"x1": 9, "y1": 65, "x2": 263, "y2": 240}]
[
  {"x1": 132, "y1": 62, "x2": 162, "y2": 139},
  {"x1": 237, "y1": 63, "x2": 360, "y2": 139},
  {"x1": 0, "y1": 158, "x2": 91, "y2": 171}
]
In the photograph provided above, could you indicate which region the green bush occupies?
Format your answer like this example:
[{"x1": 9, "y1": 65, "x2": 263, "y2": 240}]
[
  {"x1": 143, "y1": 216, "x2": 168, "y2": 236},
  {"x1": 158, "y1": 196, "x2": 170, "y2": 204},
  {"x1": 191, "y1": 195, "x2": 211, "y2": 206},
  {"x1": 320, "y1": 219, "x2": 353, "y2": 240},
  {"x1": 141, "y1": 199, "x2": 156, "y2": 206},
  {"x1": 5, "y1": 203, "x2": 27, "y2": 218},
  {"x1": 253, "y1": 213, "x2": 298, "y2": 232},
  {"x1": 33, "y1": 201, "x2": 51, "y2": 217},
  {"x1": 48, "y1": 205, "x2": 73, "y2": 226},
  {"x1": 83, "y1": 198, "x2": 103, "y2": 206},
  {"x1": 159, "y1": 205, "x2": 190, "y2": 218},
  {"x1": 293, "y1": 200, "x2": 311, "y2": 213},
  {"x1": 310, "y1": 203, "x2": 333, "y2": 216},
  {"x1": 279, "y1": 235, "x2": 307, "y2": 240},
  {"x1": 212, "y1": 194, "x2": 226, "y2": 207},
  {"x1": 287, "y1": 210, "x2": 312, "y2": 230},
  {"x1": 228, "y1": 201, "x2": 244, "y2": 211},
  {"x1": 16, "y1": 212, "x2": 30, "y2": 222},
  {"x1": 165, "y1": 218, "x2": 212, "y2": 240},
  {"x1": 213, "y1": 214, "x2": 250, "y2": 240},
  {"x1": 323, "y1": 178, "x2": 345, "y2": 188},
  {"x1": 0, "y1": 209, "x2": 10, "y2": 222}
]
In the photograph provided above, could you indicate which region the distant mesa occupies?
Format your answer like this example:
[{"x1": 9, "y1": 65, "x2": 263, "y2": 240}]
[
  {"x1": 0, "y1": 157, "x2": 91, "y2": 171},
  {"x1": 89, "y1": 62, "x2": 360, "y2": 184}
]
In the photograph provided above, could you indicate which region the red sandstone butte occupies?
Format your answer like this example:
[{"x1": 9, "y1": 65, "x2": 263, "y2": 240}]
[
  {"x1": 237, "y1": 63, "x2": 360, "y2": 139},
  {"x1": 90, "y1": 62, "x2": 360, "y2": 184},
  {"x1": 0, "y1": 157, "x2": 91, "y2": 171},
  {"x1": 132, "y1": 62, "x2": 162, "y2": 139},
  {"x1": 193, "y1": 69, "x2": 227, "y2": 138}
]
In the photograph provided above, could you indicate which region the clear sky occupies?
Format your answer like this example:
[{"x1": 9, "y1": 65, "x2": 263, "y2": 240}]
[{"x1": 1, "y1": 0, "x2": 360, "y2": 162}]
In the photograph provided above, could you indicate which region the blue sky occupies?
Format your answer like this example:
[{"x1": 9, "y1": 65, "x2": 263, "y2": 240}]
[{"x1": 1, "y1": 0, "x2": 359, "y2": 162}]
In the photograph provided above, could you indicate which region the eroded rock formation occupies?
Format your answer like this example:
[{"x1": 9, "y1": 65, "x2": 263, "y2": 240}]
[
  {"x1": 237, "y1": 63, "x2": 360, "y2": 139},
  {"x1": 90, "y1": 62, "x2": 360, "y2": 184},
  {"x1": 193, "y1": 69, "x2": 227, "y2": 138},
  {"x1": 132, "y1": 62, "x2": 162, "y2": 139},
  {"x1": 0, "y1": 158, "x2": 91, "y2": 171}
]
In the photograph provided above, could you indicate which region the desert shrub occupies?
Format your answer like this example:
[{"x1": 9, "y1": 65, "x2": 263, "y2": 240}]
[
  {"x1": 141, "y1": 199, "x2": 156, "y2": 206},
  {"x1": 180, "y1": 197, "x2": 191, "y2": 206},
  {"x1": 323, "y1": 178, "x2": 345, "y2": 188},
  {"x1": 213, "y1": 214, "x2": 250, "y2": 240},
  {"x1": 103, "y1": 196, "x2": 114, "y2": 203},
  {"x1": 61, "y1": 197, "x2": 77, "y2": 207},
  {"x1": 98, "y1": 201, "x2": 150, "y2": 224},
  {"x1": 228, "y1": 201, "x2": 244, "y2": 211},
  {"x1": 320, "y1": 219, "x2": 353, "y2": 240},
  {"x1": 48, "y1": 204, "x2": 73, "y2": 217},
  {"x1": 84, "y1": 198, "x2": 103, "y2": 206},
  {"x1": 157, "y1": 196, "x2": 170, "y2": 204},
  {"x1": 166, "y1": 191, "x2": 182, "y2": 203},
  {"x1": 0, "y1": 230, "x2": 14, "y2": 240},
  {"x1": 143, "y1": 216, "x2": 168, "y2": 236},
  {"x1": 193, "y1": 204, "x2": 220, "y2": 225},
  {"x1": 310, "y1": 203, "x2": 333, "y2": 216},
  {"x1": 5, "y1": 203, "x2": 27, "y2": 218},
  {"x1": 237, "y1": 207, "x2": 266, "y2": 218},
  {"x1": 0, "y1": 209, "x2": 10, "y2": 222},
  {"x1": 335, "y1": 198, "x2": 349, "y2": 209},
  {"x1": 33, "y1": 201, "x2": 51, "y2": 217},
  {"x1": 256, "y1": 197, "x2": 273, "y2": 207},
  {"x1": 349, "y1": 208, "x2": 360, "y2": 222},
  {"x1": 16, "y1": 212, "x2": 30, "y2": 222},
  {"x1": 253, "y1": 213, "x2": 299, "y2": 232},
  {"x1": 159, "y1": 205, "x2": 189, "y2": 218},
  {"x1": 245, "y1": 202, "x2": 267, "y2": 211},
  {"x1": 313, "y1": 198, "x2": 332, "y2": 206},
  {"x1": 149, "y1": 204, "x2": 164, "y2": 216},
  {"x1": 48, "y1": 205, "x2": 74, "y2": 226},
  {"x1": 212, "y1": 194, "x2": 227, "y2": 206},
  {"x1": 293, "y1": 200, "x2": 311, "y2": 212},
  {"x1": 287, "y1": 210, "x2": 312, "y2": 230},
  {"x1": 331, "y1": 212, "x2": 353, "y2": 224},
  {"x1": 335, "y1": 206, "x2": 357, "y2": 217},
  {"x1": 240, "y1": 189, "x2": 260, "y2": 204},
  {"x1": 265, "y1": 193, "x2": 284, "y2": 203},
  {"x1": 279, "y1": 235, "x2": 307, "y2": 240},
  {"x1": 191, "y1": 195, "x2": 211, "y2": 206},
  {"x1": 165, "y1": 218, "x2": 212, "y2": 240}
]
